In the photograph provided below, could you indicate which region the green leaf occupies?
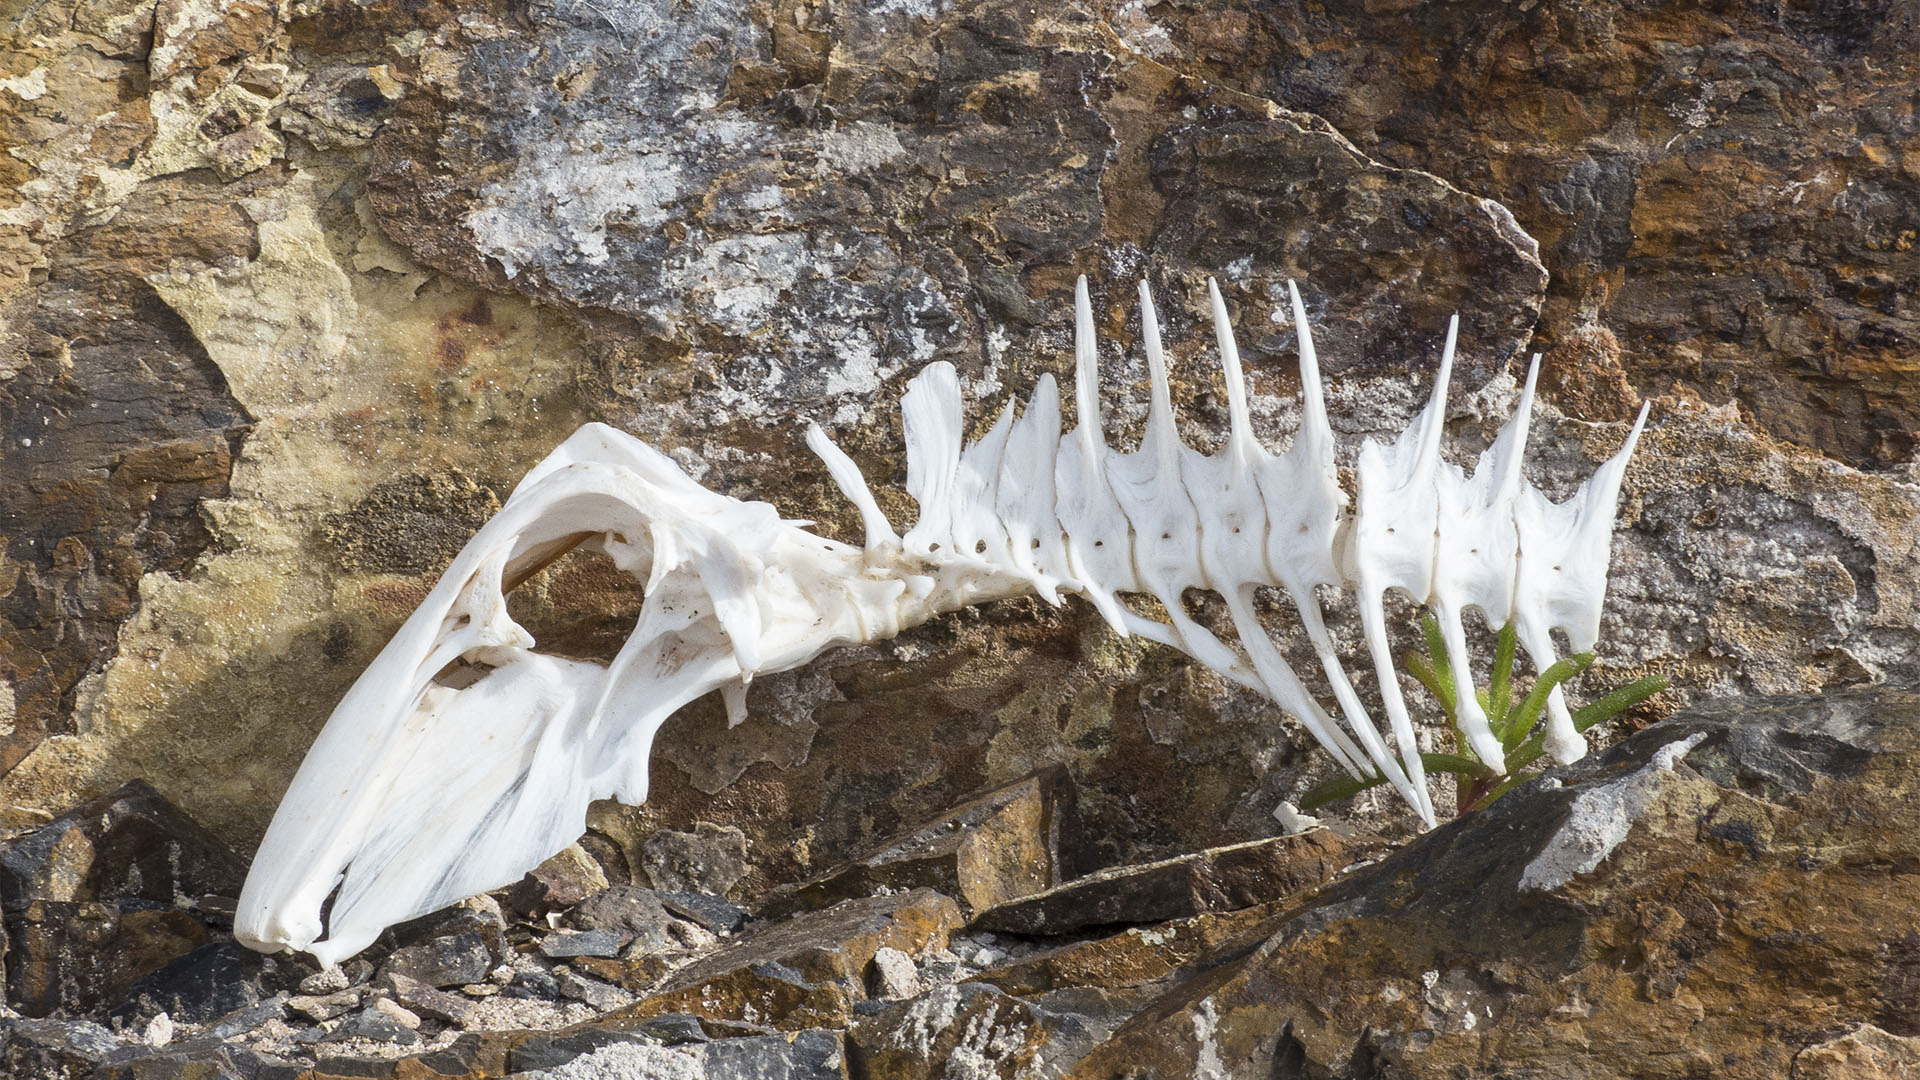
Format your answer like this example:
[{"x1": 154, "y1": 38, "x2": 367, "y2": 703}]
[
  {"x1": 1498, "y1": 652, "x2": 1594, "y2": 751},
  {"x1": 1479, "y1": 673, "x2": 1672, "y2": 812},
  {"x1": 1420, "y1": 612, "x2": 1456, "y2": 706},
  {"x1": 1488, "y1": 623, "x2": 1518, "y2": 730},
  {"x1": 1572, "y1": 674, "x2": 1669, "y2": 732},
  {"x1": 1418, "y1": 751, "x2": 1493, "y2": 779},
  {"x1": 1299, "y1": 752, "x2": 1493, "y2": 812},
  {"x1": 1299, "y1": 771, "x2": 1390, "y2": 811},
  {"x1": 1403, "y1": 651, "x2": 1454, "y2": 717}
]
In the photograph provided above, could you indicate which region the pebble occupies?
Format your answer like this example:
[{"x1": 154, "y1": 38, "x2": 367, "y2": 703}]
[
  {"x1": 867, "y1": 947, "x2": 922, "y2": 1000},
  {"x1": 370, "y1": 997, "x2": 422, "y2": 1030},
  {"x1": 142, "y1": 1012, "x2": 174, "y2": 1048},
  {"x1": 299, "y1": 967, "x2": 351, "y2": 995}
]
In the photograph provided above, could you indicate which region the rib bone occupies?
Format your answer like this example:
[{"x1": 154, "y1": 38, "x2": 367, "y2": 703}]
[{"x1": 237, "y1": 276, "x2": 1648, "y2": 964}]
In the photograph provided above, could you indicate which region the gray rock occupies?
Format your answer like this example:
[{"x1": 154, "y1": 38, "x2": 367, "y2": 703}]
[
  {"x1": 865, "y1": 947, "x2": 921, "y2": 1002},
  {"x1": 850, "y1": 983, "x2": 1077, "y2": 1078},
  {"x1": 703, "y1": 1029, "x2": 847, "y2": 1079},
  {"x1": 381, "y1": 972, "x2": 478, "y2": 1027},
  {"x1": 380, "y1": 931, "x2": 492, "y2": 989},
  {"x1": 539, "y1": 928, "x2": 627, "y2": 959},
  {"x1": 641, "y1": 824, "x2": 750, "y2": 896},
  {"x1": 508, "y1": 1028, "x2": 664, "y2": 1073},
  {"x1": 564, "y1": 885, "x2": 678, "y2": 950},
  {"x1": 553, "y1": 968, "x2": 631, "y2": 1011},
  {"x1": 321, "y1": 1008, "x2": 420, "y2": 1046},
  {"x1": 503, "y1": 967, "x2": 561, "y2": 999},
  {"x1": 657, "y1": 891, "x2": 750, "y2": 936},
  {"x1": 111, "y1": 942, "x2": 298, "y2": 1028}
]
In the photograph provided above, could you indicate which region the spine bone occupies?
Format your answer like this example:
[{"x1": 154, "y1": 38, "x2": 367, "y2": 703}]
[{"x1": 236, "y1": 273, "x2": 1647, "y2": 964}]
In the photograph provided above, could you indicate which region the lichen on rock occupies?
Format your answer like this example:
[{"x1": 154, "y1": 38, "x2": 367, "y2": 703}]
[{"x1": 0, "y1": 0, "x2": 1916, "y2": 1063}]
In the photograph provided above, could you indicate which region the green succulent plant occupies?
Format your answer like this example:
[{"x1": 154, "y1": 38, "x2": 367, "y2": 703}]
[{"x1": 1301, "y1": 613, "x2": 1668, "y2": 817}]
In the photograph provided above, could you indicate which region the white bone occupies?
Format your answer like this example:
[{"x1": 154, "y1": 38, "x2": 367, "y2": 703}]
[
  {"x1": 995, "y1": 374, "x2": 1074, "y2": 603},
  {"x1": 1256, "y1": 282, "x2": 1419, "y2": 808},
  {"x1": 1347, "y1": 317, "x2": 1457, "y2": 824},
  {"x1": 1056, "y1": 276, "x2": 1147, "y2": 635},
  {"x1": 806, "y1": 422, "x2": 899, "y2": 553},
  {"x1": 1104, "y1": 282, "x2": 1256, "y2": 687},
  {"x1": 901, "y1": 363, "x2": 966, "y2": 560},
  {"x1": 238, "y1": 278, "x2": 1647, "y2": 963},
  {"x1": 950, "y1": 400, "x2": 1019, "y2": 584},
  {"x1": 1186, "y1": 281, "x2": 1368, "y2": 778},
  {"x1": 1511, "y1": 401, "x2": 1651, "y2": 763},
  {"x1": 1428, "y1": 355, "x2": 1540, "y2": 770}
]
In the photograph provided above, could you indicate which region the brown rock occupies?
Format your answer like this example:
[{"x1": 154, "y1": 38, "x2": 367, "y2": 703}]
[
  {"x1": 507, "y1": 843, "x2": 611, "y2": 918},
  {"x1": 759, "y1": 767, "x2": 1077, "y2": 921},
  {"x1": 5, "y1": 902, "x2": 210, "y2": 1019},
  {"x1": 598, "y1": 889, "x2": 962, "y2": 1029},
  {"x1": 1156, "y1": 0, "x2": 1920, "y2": 469},
  {"x1": 972, "y1": 903, "x2": 1281, "y2": 997},
  {"x1": 2, "y1": 0, "x2": 1917, "y2": 1034},
  {"x1": 0, "y1": 780, "x2": 244, "y2": 909},
  {"x1": 1795, "y1": 1024, "x2": 1920, "y2": 1080},
  {"x1": 0, "y1": 781, "x2": 243, "y2": 1016},
  {"x1": 1066, "y1": 687, "x2": 1920, "y2": 1079},
  {"x1": 971, "y1": 830, "x2": 1359, "y2": 936}
]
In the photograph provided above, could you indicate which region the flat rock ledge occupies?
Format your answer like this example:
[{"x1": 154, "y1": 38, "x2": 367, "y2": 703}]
[{"x1": 3, "y1": 687, "x2": 1919, "y2": 1079}]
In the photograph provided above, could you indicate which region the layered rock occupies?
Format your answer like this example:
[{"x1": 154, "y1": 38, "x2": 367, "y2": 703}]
[
  {"x1": 0, "y1": 0, "x2": 1916, "y2": 1027},
  {"x1": 5, "y1": 689, "x2": 1918, "y2": 1078}
]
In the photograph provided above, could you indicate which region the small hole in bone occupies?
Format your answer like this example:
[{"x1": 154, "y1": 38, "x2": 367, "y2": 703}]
[
  {"x1": 1093, "y1": 540, "x2": 1104, "y2": 547},
  {"x1": 1298, "y1": 524, "x2": 1308, "y2": 534},
  {"x1": 975, "y1": 540, "x2": 987, "y2": 554},
  {"x1": 1161, "y1": 532, "x2": 1171, "y2": 540},
  {"x1": 930, "y1": 542, "x2": 941, "y2": 551},
  {"x1": 1031, "y1": 539, "x2": 1041, "y2": 549},
  {"x1": 431, "y1": 658, "x2": 492, "y2": 690}
]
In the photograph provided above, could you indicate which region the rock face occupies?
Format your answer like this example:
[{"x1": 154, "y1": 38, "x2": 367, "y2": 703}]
[
  {"x1": 0, "y1": 0, "x2": 1916, "y2": 890},
  {"x1": 1168, "y1": 2, "x2": 1920, "y2": 470},
  {"x1": 3, "y1": 688, "x2": 1917, "y2": 1078},
  {"x1": 1071, "y1": 686, "x2": 1920, "y2": 1079},
  {"x1": 1, "y1": 0, "x2": 1918, "y2": 1068},
  {"x1": 0, "y1": 781, "x2": 248, "y2": 1017}
]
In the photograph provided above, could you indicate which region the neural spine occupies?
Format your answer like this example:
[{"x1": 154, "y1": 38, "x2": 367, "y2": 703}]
[{"x1": 236, "y1": 276, "x2": 1647, "y2": 965}]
